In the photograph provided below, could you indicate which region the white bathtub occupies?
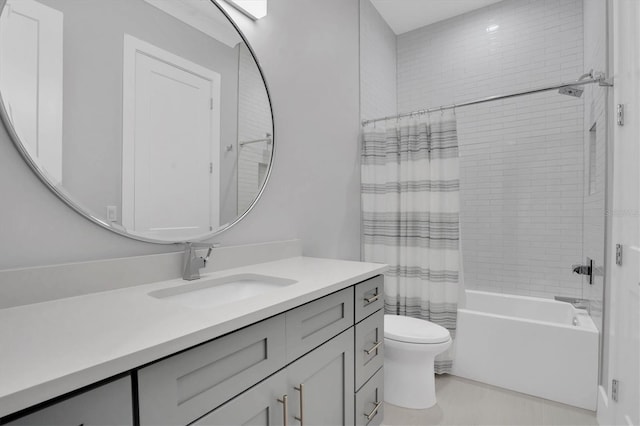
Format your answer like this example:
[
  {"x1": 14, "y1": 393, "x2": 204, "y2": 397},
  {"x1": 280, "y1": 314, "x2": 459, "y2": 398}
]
[{"x1": 451, "y1": 290, "x2": 599, "y2": 410}]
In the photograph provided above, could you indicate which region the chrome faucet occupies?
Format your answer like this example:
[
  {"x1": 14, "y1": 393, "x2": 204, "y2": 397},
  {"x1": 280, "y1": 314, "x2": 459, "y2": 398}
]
[{"x1": 182, "y1": 242, "x2": 218, "y2": 281}]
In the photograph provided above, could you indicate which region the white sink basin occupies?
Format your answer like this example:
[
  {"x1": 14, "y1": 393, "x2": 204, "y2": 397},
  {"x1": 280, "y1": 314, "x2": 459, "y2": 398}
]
[{"x1": 148, "y1": 273, "x2": 297, "y2": 309}]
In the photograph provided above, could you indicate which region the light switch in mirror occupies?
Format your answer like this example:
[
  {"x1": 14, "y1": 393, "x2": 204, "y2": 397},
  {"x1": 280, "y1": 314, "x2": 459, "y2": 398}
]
[{"x1": 0, "y1": 0, "x2": 273, "y2": 243}]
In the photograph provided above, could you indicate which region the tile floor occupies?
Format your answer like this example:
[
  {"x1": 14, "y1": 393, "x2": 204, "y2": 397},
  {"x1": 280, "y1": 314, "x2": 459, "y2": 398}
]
[{"x1": 381, "y1": 375, "x2": 598, "y2": 426}]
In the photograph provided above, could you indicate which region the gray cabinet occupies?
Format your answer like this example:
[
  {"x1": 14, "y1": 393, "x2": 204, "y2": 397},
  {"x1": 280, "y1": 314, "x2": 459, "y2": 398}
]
[
  {"x1": 138, "y1": 278, "x2": 382, "y2": 426},
  {"x1": 6, "y1": 377, "x2": 132, "y2": 426},
  {"x1": 353, "y1": 276, "x2": 384, "y2": 426},
  {"x1": 196, "y1": 330, "x2": 354, "y2": 426}
]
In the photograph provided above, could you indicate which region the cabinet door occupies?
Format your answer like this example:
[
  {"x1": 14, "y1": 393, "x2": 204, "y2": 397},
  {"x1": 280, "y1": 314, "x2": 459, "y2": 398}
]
[
  {"x1": 192, "y1": 371, "x2": 287, "y2": 426},
  {"x1": 286, "y1": 329, "x2": 355, "y2": 426},
  {"x1": 6, "y1": 377, "x2": 132, "y2": 426}
]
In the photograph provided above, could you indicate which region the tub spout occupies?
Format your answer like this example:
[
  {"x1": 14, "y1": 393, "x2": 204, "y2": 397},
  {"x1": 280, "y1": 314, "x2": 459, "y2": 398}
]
[
  {"x1": 571, "y1": 258, "x2": 593, "y2": 284},
  {"x1": 572, "y1": 264, "x2": 591, "y2": 275}
]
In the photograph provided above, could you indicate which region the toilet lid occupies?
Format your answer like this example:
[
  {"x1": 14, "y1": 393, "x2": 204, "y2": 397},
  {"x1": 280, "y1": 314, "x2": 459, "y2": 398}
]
[{"x1": 384, "y1": 315, "x2": 450, "y2": 344}]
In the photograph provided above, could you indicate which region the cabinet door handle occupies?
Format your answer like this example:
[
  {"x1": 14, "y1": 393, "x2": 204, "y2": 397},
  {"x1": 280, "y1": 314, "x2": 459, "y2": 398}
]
[
  {"x1": 364, "y1": 340, "x2": 383, "y2": 355},
  {"x1": 294, "y1": 383, "x2": 304, "y2": 425},
  {"x1": 364, "y1": 400, "x2": 382, "y2": 421},
  {"x1": 364, "y1": 293, "x2": 380, "y2": 304},
  {"x1": 278, "y1": 394, "x2": 288, "y2": 426}
]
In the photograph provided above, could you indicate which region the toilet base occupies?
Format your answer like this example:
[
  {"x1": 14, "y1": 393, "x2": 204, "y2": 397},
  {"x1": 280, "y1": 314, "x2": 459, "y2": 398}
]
[{"x1": 383, "y1": 337, "x2": 451, "y2": 409}]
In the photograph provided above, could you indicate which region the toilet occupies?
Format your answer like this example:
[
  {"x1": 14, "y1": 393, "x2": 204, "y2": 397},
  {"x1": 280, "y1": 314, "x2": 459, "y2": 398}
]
[{"x1": 383, "y1": 314, "x2": 451, "y2": 409}]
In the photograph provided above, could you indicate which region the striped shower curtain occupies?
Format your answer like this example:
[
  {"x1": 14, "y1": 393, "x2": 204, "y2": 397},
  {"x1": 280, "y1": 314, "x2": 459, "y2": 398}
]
[{"x1": 361, "y1": 113, "x2": 461, "y2": 373}]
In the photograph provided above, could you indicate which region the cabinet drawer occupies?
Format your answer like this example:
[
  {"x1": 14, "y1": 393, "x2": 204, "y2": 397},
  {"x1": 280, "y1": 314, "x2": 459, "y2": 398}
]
[
  {"x1": 285, "y1": 287, "x2": 354, "y2": 362},
  {"x1": 354, "y1": 275, "x2": 384, "y2": 323},
  {"x1": 6, "y1": 377, "x2": 133, "y2": 426},
  {"x1": 138, "y1": 314, "x2": 286, "y2": 426},
  {"x1": 355, "y1": 308, "x2": 384, "y2": 391},
  {"x1": 355, "y1": 368, "x2": 384, "y2": 426}
]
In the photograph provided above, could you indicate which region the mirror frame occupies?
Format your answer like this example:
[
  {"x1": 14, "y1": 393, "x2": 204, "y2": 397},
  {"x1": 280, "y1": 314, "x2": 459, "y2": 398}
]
[{"x1": 0, "y1": 0, "x2": 275, "y2": 244}]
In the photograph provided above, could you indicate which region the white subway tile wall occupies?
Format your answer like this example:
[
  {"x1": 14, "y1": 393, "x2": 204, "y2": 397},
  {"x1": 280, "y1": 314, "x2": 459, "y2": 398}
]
[
  {"x1": 396, "y1": 0, "x2": 586, "y2": 298},
  {"x1": 237, "y1": 44, "x2": 272, "y2": 215}
]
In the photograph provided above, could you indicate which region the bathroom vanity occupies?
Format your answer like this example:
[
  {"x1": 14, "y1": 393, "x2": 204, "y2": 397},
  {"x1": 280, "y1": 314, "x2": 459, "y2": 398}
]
[{"x1": 0, "y1": 256, "x2": 386, "y2": 426}]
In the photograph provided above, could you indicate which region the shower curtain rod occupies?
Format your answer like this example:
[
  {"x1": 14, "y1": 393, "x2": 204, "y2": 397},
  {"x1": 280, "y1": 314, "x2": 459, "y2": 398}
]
[
  {"x1": 239, "y1": 135, "x2": 272, "y2": 146},
  {"x1": 361, "y1": 75, "x2": 612, "y2": 126}
]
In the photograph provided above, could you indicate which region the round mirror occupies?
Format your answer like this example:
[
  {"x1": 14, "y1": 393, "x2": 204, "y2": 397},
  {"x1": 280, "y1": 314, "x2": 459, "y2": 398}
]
[{"x1": 0, "y1": 0, "x2": 273, "y2": 243}]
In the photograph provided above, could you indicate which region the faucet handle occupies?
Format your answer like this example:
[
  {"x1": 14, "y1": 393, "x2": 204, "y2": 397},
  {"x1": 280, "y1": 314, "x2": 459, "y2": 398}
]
[
  {"x1": 203, "y1": 246, "x2": 214, "y2": 265},
  {"x1": 190, "y1": 242, "x2": 219, "y2": 265}
]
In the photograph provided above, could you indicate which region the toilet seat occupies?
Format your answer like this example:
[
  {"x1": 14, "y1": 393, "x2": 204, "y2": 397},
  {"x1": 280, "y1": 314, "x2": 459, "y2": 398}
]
[{"x1": 385, "y1": 315, "x2": 450, "y2": 344}]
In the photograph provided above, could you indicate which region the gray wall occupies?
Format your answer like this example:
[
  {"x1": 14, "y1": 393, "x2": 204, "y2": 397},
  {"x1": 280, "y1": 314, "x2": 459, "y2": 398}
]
[
  {"x1": 359, "y1": 0, "x2": 397, "y2": 121},
  {"x1": 0, "y1": 0, "x2": 361, "y2": 269},
  {"x1": 39, "y1": 0, "x2": 239, "y2": 225}
]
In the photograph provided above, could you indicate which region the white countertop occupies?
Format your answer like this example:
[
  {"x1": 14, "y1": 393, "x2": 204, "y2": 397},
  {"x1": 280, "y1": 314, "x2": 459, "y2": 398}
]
[{"x1": 0, "y1": 256, "x2": 386, "y2": 418}]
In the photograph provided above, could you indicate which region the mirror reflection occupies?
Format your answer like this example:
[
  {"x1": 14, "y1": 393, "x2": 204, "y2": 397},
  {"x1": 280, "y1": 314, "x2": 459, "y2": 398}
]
[{"x1": 0, "y1": 0, "x2": 273, "y2": 241}]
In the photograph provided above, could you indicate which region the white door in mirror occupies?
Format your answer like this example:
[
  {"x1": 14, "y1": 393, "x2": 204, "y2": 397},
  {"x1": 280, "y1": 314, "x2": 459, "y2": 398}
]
[
  {"x1": 122, "y1": 35, "x2": 221, "y2": 240},
  {"x1": 0, "y1": 0, "x2": 62, "y2": 183}
]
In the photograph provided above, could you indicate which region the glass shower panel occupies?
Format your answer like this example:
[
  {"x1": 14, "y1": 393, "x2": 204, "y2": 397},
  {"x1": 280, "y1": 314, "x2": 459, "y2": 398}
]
[
  {"x1": 580, "y1": 78, "x2": 607, "y2": 343},
  {"x1": 458, "y1": 90, "x2": 586, "y2": 301}
]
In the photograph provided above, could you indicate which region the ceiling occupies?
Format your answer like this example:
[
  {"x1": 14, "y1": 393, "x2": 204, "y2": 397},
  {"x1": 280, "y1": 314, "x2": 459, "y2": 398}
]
[
  {"x1": 370, "y1": 0, "x2": 503, "y2": 35},
  {"x1": 145, "y1": 0, "x2": 242, "y2": 47}
]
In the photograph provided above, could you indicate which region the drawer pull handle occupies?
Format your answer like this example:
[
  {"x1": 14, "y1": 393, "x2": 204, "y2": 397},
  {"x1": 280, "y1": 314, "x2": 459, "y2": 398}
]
[
  {"x1": 365, "y1": 400, "x2": 382, "y2": 421},
  {"x1": 278, "y1": 394, "x2": 288, "y2": 426},
  {"x1": 294, "y1": 383, "x2": 304, "y2": 425},
  {"x1": 364, "y1": 293, "x2": 380, "y2": 304},
  {"x1": 364, "y1": 341, "x2": 383, "y2": 355}
]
